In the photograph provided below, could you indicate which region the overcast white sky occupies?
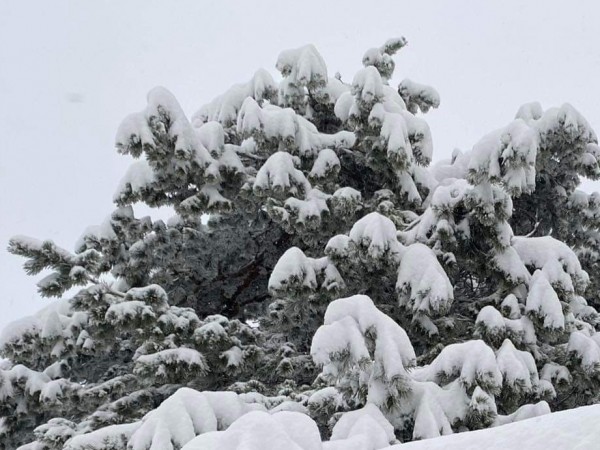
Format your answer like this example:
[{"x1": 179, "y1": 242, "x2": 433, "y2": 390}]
[{"x1": 2, "y1": 0, "x2": 600, "y2": 331}]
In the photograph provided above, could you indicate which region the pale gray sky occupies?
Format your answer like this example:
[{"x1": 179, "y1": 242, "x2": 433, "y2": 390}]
[{"x1": 2, "y1": 0, "x2": 600, "y2": 331}]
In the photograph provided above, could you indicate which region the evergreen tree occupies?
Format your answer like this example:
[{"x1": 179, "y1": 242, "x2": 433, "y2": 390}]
[{"x1": 3, "y1": 37, "x2": 600, "y2": 449}]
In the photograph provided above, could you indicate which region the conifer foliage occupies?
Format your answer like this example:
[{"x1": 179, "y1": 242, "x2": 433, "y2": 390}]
[{"x1": 3, "y1": 37, "x2": 600, "y2": 449}]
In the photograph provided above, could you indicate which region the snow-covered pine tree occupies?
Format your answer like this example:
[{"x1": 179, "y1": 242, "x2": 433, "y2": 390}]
[{"x1": 4, "y1": 36, "x2": 600, "y2": 450}]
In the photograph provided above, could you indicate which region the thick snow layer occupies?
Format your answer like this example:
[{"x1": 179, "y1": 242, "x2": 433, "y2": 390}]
[
  {"x1": 117, "y1": 87, "x2": 213, "y2": 166},
  {"x1": 408, "y1": 381, "x2": 464, "y2": 439},
  {"x1": 525, "y1": 270, "x2": 565, "y2": 329},
  {"x1": 310, "y1": 148, "x2": 340, "y2": 179},
  {"x1": 0, "y1": 297, "x2": 74, "y2": 348},
  {"x1": 349, "y1": 212, "x2": 403, "y2": 259},
  {"x1": 413, "y1": 340, "x2": 502, "y2": 390},
  {"x1": 314, "y1": 295, "x2": 416, "y2": 370},
  {"x1": 495, "y1": 339, "x2": 539, "y2": 390},
  {"x1": 495, "y1": 401, "x2": 551, "y2": 426},
  {"x1": 129, "y1": 389, "x2": 246, "y2": 450},
  {"x1": 513, "y1": 236, "x2": 589, "y2": 290},
  {"x1": 430, "y1": 150, "x2": 471, "y2": 183},
  {"x1": 330, "y1": 404, "x2": 395, "y2": 448},
  {"x1": 277, "y1": 44, "x2": 328, "y2": 87},
  {"x1": 196, "y1": 121, "x2": 225, "y2": 155},
  {"x1": 134, "y1": 348, "x2": 207, "y2": 375},
  {"x1": 61, "y1": 385, "x2": 600, "y2": 450},
  {"x1": 269, "y1": 248, "x2": 344, "y2": 295},
  {"x1": 492, "y1": 247, "x2": 531, "y2": 284},
  {"x1": 105, "y1": 300, "x2": 156, "y2": 323},
  {"x1": 113, "y1": 159, "x2": 156, "y2": 203},
  {"x1": 324, "y1": 77, "x2": 350, "y2": 104},
  {"x1": 352, "y1": 67, "x2": 384, "y2": 105},
  {"x1": 476, "y1": 305, "x2": 506, "y2": 333},
  {"x1": 396, "y1": 243, "x2": 454, "y2": 315},
  {"x1": 182, "y1": 411, "x2": 322, "y2": 450},
  {"x1": 379, "y1": 112, "x2": 411, "y2": 163},
  {"x1": 253, "y1": 151, "x2": 310, "y2": 196},
  {"x1": 183, "y1": 403, "x2": 600, "y2": 450},
  {"x1": 398, "y1": 78, "x2": 440, "y2": 114},
  {"x1": 394, "y1": 403, "x2": 600, "y2": 450},
  {"x1": 535, "y1": 103, "x2": 597, "y2": 144},
  {"x1": 237, "y1": 98, "x2": 354, "y2": 157},
  {"x1": 65, "y1": 422, "x2": 140, "y2": 450},
  {"x1": 568, "y1": 331, "x2": 600, "y2": 372},
  {"x1": 75, "y1": 213, "x2": 120, "y2": 251},
  {"x1": 269, "y1": 247, "x2": 318, "y2": 292},
  {"x1": 193, "y1": 69, "x2": 277, "y2": 126},
  {"x1": 284, "y1": 188, "x2": 331, "y2": 225},
  {"x1": 467, "y1": 118, "x2": 538, "y2": 194},
  {"x1": 65, "y1": 389, "x2": 259, "y2": 450}
]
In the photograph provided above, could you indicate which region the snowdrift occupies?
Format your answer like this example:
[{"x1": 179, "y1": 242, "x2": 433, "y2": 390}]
[{"x1": 399, "y1": 403, "x2": 600, "y2": 450}]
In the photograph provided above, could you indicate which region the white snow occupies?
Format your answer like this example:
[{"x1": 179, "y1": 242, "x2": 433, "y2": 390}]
[
  {"x1": 333, "y1": 91, "x2": 355, "y2": 122},
  {"x1": 310, "y1": 149, "x2": 340, "y2": 179},
  {"x1": 75, "y1": 213, "x2": 119, "y2": 250},
  {"x1": 311, "y1": 295, "x2": 416, "y2": 407},
  {"x1": 113, "y1": 159, "x2": 156, "y2": 202},
  {"x1": 182, "y1": 411, "x2": 322, "y2": 450},
  {"x1": 467, "y1": 118, "x2": 538, "y2": 195},
  {"x1": 58, "y1": 384, "x2": 600, "y2": 450},
  {"x1": 395, "y1": 403, "x2": 600, "y2": 450},
  {"x1": 380, "y1": 112, "x2": 412, "y2": 169},
  {"x1": 0, "y1": 297, "x2": 75, "y2": 349},
  {"x1": 117, "y1": 87, "x2": 213, "y2": 167},
  {"x1": 324, "y1": 77, "x2": 351, "y2": 105},
  {"x1": 115, "y1": 111, "x2": 155, "y2": 152},
  {"x1": 253, "y1": 152, "x2": 310, "y2": 196},
  {"x1": 492, "y1": 247, "x2": 531, "y2": 285},
  {"x1": 193, "y1": 69, "x2": 277, "y2": 126},
  {"x1": 284, "y1": 188, "x2": 331, "y2": 225},
  {"x1": 195, "y1": 121, "x2": 225, "y2": 155},
  {"x1": 396, "y1": 243, "x2": 454, "y2": 315},
  {"x1": 495, "y1": 401, "x2": 551, "y2": 426},
  {"x1": 277, "y1": 44, "x2": 328, "y2": 87},
  {"x1": 330, "y1": 404, "x2": 395, "y2": 448},
  {"x1": 398, "y1": 78, "x2": 441, "y2": 113},
  {"x1": 525, "y1": 270, "x2": 565, "y2": 330},
  {"x1": 105, "y1": 300, "x2": 156, "y2": 323},
  {"x1": 495, "y1": 339, "x2": 539, "y2": 391},
  {"x1": 413, "y1": 340, "x2": 502, "y2": 390},
  {"x1": 325, "y1": 234, "x2": 351, "y2": 259},
  {"x1": 348, "y1": 212, "x2": 403, "y2": 259},
  {"x1": 134, "y1": 348, "x2": 207, "y2": 375},
  {"x1": 237, "y1": 98, "x2": 353, "y2": 157},
  {"x1": 269, "y1": 247, "x2": 318, "y2": 293},
  {"x1": 352, "y1": 67, "x2": 384, "y2": 105},
  {"x1": 330, "y1": 187, "x2": 362, "y2": 217},
  {"x1": 513, "y1": 236, "x2": 589, "y2": 290},
  {"x1": 567, "y1": 331, "x2": 600, "y2": 372},
  {"x1": 430, "y1": 150, "x2": 471, "y2": 183},
  {"x1": 476, "y1": 306, "x2": 506, "y2": 334},
  {"x1": 65, "y1": 422, "x2": 140, "y2": 450}
]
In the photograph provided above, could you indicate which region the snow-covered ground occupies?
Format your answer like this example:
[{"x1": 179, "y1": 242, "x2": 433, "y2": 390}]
[
  {"x1": 60, "y1": 386, "x2": 600, "y2": 450},
  {"x1": 399, "y1": 404, "x2": 600, "y2": 450},
  {"x1": 179, "y1": 401, "x2": 600, "y2": 450}
]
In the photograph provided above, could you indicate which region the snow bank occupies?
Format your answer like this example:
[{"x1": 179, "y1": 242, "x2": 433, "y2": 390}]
[
  {"x1": 62, "y1": 386, "x2": 600, "y2": 450},
  {"x1": 395, "y1": 403, "x2": 600, "y2": 450},
  {"x1": 182, "y1": 411, "x2": 322, "y2": 450}
]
